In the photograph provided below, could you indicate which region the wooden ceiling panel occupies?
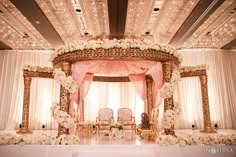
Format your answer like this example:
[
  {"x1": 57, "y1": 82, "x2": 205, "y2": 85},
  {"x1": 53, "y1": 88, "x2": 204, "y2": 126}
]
[
  {"x1": 0, "y1": 41, "x2": 12, "y2": 50},
  {"x1": 108, "y1": 0, "x2": 128, "y2": 36}
]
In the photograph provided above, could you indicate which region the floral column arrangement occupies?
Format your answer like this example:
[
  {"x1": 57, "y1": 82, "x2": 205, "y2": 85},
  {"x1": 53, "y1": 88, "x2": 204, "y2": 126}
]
[{"x1": 58, "y1": 62, "x2": 72, "y2": 135}]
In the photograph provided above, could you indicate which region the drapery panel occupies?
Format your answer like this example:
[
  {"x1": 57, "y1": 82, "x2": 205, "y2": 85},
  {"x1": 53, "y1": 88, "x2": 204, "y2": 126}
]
[
  {"x1": 0, "y1": 49, "x2": 235, "y2": 130},
  {"x1": 71, "y1": 60, "x2": 163, "y2": 116},
  {"x1": 170, "y1": 49, "x2": 236, "y2": 129},
  {"x1": 0, "y1": 50, "x2": 59, "y2": 130}
]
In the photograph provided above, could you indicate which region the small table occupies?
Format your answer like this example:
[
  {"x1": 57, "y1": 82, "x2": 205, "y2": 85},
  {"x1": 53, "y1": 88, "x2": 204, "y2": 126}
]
[
  {"x1": 75, "y1": 122, "x2": 92, "y2": 136},
  {"x1": 137, "y1": 128, "x2": 156, "y2": 142}
]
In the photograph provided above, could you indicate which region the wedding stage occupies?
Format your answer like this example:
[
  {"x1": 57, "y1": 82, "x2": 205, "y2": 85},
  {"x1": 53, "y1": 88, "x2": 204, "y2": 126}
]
[
  {"x1": 1, "y1": 144, "x2": 236, "y2": 157},
  {"x1": 1, "y1": 129, "x2": 236, "y2": 157}
]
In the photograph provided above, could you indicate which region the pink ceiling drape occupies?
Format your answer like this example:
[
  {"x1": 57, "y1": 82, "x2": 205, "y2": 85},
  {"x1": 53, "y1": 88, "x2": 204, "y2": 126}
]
[
  {"x1": 129, "y1": 73, "x2": 147, "y2": 112},
  {"x1": 70, "y1": 60, "x2": 163, "y2": 122},
  {"x1": 149, "y1": 62, "x2": 163, "y2": 107}
]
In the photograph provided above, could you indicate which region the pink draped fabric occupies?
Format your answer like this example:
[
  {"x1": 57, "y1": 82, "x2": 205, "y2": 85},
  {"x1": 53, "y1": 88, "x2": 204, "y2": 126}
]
[
  {"x1": 129, "y1": 73, "x2": 147, "y2": 112},
  {"x1": 150, "y1": 62, "x2": 163, "y2": 107},
  {"x1": 75, "y1": 60, "x2": 155, "y2": 76},
  {"x1": 69, "y1": 73, "x2": 93, "y2": 134},
  {"x1": 72, "y1": 62, "x2": 89, "y2": 87},
  {"x1": 70, "y1": 60, "x2": 163, "y2": 128},
  {"x1": 78, "y1": 73, "x2": 94, "y2": 121}
]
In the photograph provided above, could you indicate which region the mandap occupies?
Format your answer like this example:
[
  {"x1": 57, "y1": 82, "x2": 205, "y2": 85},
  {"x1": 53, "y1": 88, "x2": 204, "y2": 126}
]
[{"x1": 17, "y1": 37, "x2": 216, "y2": 136}]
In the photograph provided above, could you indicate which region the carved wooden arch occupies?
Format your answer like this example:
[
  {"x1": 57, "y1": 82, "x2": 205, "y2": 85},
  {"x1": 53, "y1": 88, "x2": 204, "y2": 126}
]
[
  {"x1": 17, "y1": 68, "x2": 54, "y2": 134},
  {"x1": 180, "y1": 68, "x2": 216, "y2": 133}
]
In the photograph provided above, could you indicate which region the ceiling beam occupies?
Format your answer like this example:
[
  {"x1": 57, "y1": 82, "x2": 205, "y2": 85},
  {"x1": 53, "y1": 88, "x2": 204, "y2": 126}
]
[
  {"x1": 108, "y1": 0, "x2": 128, "y2": 37},
  {"x1": 0, "y1": 41, "x2": 12, "y2": 50},
  {"x1": 169, "y1": 0, "x2": 224, "y2": 47},
  {"x1": 221, "y1": 38, "x2": 236, "y2": 49},
  {"x1": 10, "y1": 0, "x2": 64, "y2": 48}
]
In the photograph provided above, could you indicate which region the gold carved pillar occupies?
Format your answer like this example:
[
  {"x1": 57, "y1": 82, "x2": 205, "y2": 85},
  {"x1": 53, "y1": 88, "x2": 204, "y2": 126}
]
[
  {"x1": 17, "y1": 76, "x2": 32, "y2": 134},
  {"x1": 58, "y1": 62, "x2": 72, "y2": 136},
  {"x1": 199, "y1": 74, "x2": 216, "y2": 133},
  {"x1": 162, "y1": 62, "x2": 175, "y2": 135},
  {"x1": 146, "y1": 75, "x2": 153, "y2": 116}
]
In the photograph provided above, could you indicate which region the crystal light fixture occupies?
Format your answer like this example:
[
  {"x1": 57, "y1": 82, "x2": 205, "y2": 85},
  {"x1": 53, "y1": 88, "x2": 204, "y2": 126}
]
[
  {"x1": 79, "y1": 0, "x2": 109, "y2": 36},
  {"x1": 153, "y1": 0, "x2": 199, "y2": 44},
  {"x1": 0, "y1": 0, "x2": 52, "y2": 50},
  {"x1": 182, "y1": 0, "x2": 236, "y2": 49},
  {"x1": 35, "y1": 0, "x2": 82, "y2": 45},
  {"x1": 125, "y1": 0, "x2": 154, "y2": 36}
]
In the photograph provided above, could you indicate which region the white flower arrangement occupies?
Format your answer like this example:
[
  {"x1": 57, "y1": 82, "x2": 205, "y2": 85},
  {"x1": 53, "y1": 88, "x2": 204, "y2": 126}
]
[
  {"x1": 51, "y1": 103, "x2": 74, "y2": 129},
  {"x1": 180, "y1": 64, "x2": 209, "y2": 73},
  {"x1": 155, "y1": 134, "x2": 236, "y2": 146},
  {"x1": 23, "y1": 65, "x2": 53, "y2": 73},
  {"x1": 50, "y1": 38, "x2": 183, "y2": 63},
  {"x1": 156, "y1": 135, "x2": 179, "y2": 146},
  {"x1": 1, "y1": 132, "x2": 235, "y2": 146},
  {"x1": 0, "y1": 133, "x2": 80, "y2": 145},
  {"x1": 162, "y1": 102, "x2": 181, "y2": 129},
  {"x1": 160, "y1": 67, "x2": 181, "y2": 98},
  {"x1": 53, "y1": 68, "x2": 77, "y2": 94}
]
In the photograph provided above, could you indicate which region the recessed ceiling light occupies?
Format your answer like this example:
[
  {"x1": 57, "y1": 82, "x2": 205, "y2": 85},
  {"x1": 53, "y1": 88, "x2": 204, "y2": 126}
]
[
  {"x1": 35, "y1": 21, "x2": 40, "y2": 24},
  {"x1": 153, "y1": 8, "x2": 160, "y2": 12},
  {"x1": 23, "y1": 33, "x2": 29, "y2": 38},
  {"x1": 76, "y1": 9, "x2": 81, "y2": 12}
]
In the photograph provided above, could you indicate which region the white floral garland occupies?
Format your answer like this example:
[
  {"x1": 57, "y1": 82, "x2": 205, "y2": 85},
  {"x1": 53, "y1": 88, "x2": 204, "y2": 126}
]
[
  {"x1": 0, "y1": 133, "x2": 80, "y2": 145},
  {"x1": 156, "y1": 134, "x2": 236, "y2": 146},
  {"x1": 160, "y1": 67, "x2": 181, "y2": 98},
  {"x1": 1, "y1": 133, "x2": 235, "y2": 146},
  {"x1": 50, "y1": 38, "x2": 183, "y2": 63},
  {"x1": 23, "y1": 65, "x2": 53, "y2": 73},
  {"x1": 51, "y1": 103, "x2": 74, "y2": 129},
  {"x1": 53, "y1": 68, "x2": 77, "y2": 94},
  {"x1": 180, "y1": 64, "x2": 209, "y2": 73},
  {"x1": 162, "y1": 101, "x2": 181, "y2": 129}
]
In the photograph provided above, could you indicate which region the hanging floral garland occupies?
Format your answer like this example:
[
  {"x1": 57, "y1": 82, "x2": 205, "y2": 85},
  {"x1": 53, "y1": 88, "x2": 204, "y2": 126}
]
[
  {"x1": 162, "y1": 101, "x2": 181, "y2": 129},
  {"x1": 160, "y1": 67, "x2": 181, "y2": 98},
  {"x1": 50, "y1": 38, "x2": 183, "y2": 63},
  {"x1": 51, "y1": 103, "x2": 75, "y2": 129},
  {"x1": 53, "y1": 68, "x2": 77, "y2": 94}
]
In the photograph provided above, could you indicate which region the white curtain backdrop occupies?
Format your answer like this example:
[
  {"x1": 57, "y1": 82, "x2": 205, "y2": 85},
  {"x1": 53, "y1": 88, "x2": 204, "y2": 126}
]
[
  {"x1": 84, "y1": 82, "x2": 144, "y2": 124},
  {"x1": 172, "y1": 49, "x2": 236, "y2": 129},
  {"x1": 0, "y1": 49, "x2": 235, "y2": 130},
  {"x1": 0, "y1": 50, "x2": 60, "y2": 130}
]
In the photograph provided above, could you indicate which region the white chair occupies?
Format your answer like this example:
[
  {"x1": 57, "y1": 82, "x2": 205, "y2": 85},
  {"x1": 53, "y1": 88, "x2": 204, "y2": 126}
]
[
  {"x1": 95, "y1": 108, "x2": 114, "y2": 135},
  {"x1": 117, "y1": 108, "x2": 136, "y2": 135}
]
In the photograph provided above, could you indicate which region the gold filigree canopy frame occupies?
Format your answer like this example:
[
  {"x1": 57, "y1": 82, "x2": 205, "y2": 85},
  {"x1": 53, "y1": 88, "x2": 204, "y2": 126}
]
[{"x1": 51, "y1": 44, "x2": 181, "y2": 135}]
